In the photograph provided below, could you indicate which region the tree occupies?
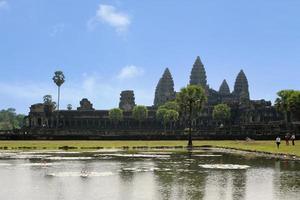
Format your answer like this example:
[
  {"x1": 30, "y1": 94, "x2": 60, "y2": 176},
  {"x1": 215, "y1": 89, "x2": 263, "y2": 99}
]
[
  {"x1": 43, "y1": 95, "x2": 56, "y2": 110},
  {"x1": 287, "y1": 91, "x2": 300, "y2": 121},
  {"x1": 109, "y1": 108, "x2": 123, "y2": 128},
  {"x1": 176, "y1": 85, "x2": 207, "y2": 147},
  {"x1": 52, "y1": 71, "x2": 65, "y2": 127},
  {"x1": 159, "y1": 101, "x2": 179, "y2": 112},
  {"x1": 67, "y1": 104, "x2": 72, "y2": 110},
  {"x1": 165, "y1": 109, "x2": 179, "y2": 130},
  {"x1": 156, "y1": 107, "x2": 168, "y2": 132},
  {"x1": 275, "y1": 90, "x2": 295, "y2": 123},
  {"x1": 156, "y1": 103, "x2": 179, "y2": 133},
  {"x1": 0, "y1": 108, "x2": 25, "y2": 130},
  {"x1": 212, "y1": 104, "x2": 231, "y2": 126},
  {"x1": 132, "y1": 105, "x2": 148, "y2": 128}
]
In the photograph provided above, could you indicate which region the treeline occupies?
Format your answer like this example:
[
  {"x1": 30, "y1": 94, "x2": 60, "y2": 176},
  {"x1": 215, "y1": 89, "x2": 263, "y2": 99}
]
[
  {"x1": 0, "y1": 108, "x2": 25, "y2": 130},
  {"x1": 275, "y1": 90, "x2": 300, "y2": 122}
]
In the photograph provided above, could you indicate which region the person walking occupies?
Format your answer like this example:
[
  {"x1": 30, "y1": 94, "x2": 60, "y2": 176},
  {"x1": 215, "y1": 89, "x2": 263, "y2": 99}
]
[
  {"x1": 291, "y1": 134, "x2": 296, "y2": 146},
  {"x1": 276, "y1": 136, "x2": 281, "y2": 149},
  {"x1": 285, "y1": 134, "x2": 290, "y2": 145}
]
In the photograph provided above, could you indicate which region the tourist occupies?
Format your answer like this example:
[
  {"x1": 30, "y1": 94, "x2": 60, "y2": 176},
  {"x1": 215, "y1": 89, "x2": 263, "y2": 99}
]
[
  {"x1": 291, "y1": 134, "x2": 296, "y2": 146},
  {"x1": 276, "y1": 136, "x2": 281, "y2": 149},
  {"x1": 285, "y1": 134, "x2": 290, "y2": 145}
]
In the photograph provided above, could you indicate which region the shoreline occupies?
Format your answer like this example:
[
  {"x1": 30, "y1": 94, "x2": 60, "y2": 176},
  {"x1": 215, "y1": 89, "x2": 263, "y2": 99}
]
[{"x1": 0, "y1": 140, "x2": 299, "y2": 160}]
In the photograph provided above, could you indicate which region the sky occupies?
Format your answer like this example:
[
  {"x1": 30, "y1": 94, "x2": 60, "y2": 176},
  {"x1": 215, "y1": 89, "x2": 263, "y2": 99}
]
[{"x1": 0, "y1": 0, "x2": 299, "y2": 114}]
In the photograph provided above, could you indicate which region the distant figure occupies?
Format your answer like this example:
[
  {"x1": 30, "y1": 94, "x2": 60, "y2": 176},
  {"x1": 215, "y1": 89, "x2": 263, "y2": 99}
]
[
  {"x1": 291, "y1": 134, "x2": 296, "y2": 146},
  {"x1": 276, "y1": 136, "x2": 281, "y2": 149},
  {"x1": 285, "y1": 134, "x2": 290, "y2": 145}
]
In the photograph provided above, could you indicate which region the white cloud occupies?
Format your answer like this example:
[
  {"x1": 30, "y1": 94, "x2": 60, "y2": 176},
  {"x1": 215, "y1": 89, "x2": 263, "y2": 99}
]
[
  {"x1": 117, "y1": 65, "x2": 144, "y2": 80},
  {"x1": 0, "y1": 1, "x2": 8, "y2": 10},
  {"x1": 49, "y1": 23, "x2": 65, "y2": 37},
  {"x1": 88, "y1": 4, "x2": 130, "y2": 33}
]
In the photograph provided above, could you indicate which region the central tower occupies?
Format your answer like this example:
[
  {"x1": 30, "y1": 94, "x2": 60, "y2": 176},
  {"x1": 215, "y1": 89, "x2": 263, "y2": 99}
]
[{"x1": 189, "y1": 56, "x2": 207, "y2": 88}]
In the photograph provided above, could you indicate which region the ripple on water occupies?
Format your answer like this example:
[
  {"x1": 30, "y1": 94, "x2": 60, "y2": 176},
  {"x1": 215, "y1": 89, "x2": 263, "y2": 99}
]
[
  {"x1": 98, "y1": 154, "x2": 170, "y2": 158},
  {"x1": 45, "y1": 157, "x2": 93, "y2": 160},
  {"x1": 120, "y1": 167, "x2": 159, "y2": 172},
  {"x1": 0, "y1": 163, "x2": 12, "y2": 166},
  {"x1": 193, "y1": 154, "x2": 222, "y2": 157},
  {"x1": 198, "y1": 164, "x2": 250, "y2": 170},
  {"x1": 20, "y1": 163, "x2": 59, "y2": 167},
  {"x1": 45, "y1": 171, "x2": 114, "y2": 177},
  {"x1": 11, "y1": 155, "x2": 51, "y2": 159}
]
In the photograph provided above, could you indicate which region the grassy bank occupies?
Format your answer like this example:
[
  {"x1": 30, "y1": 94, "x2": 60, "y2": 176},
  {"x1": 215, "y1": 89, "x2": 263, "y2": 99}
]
[{"x1": 0, "y1": 140, "x2": 299, "y2": 157}]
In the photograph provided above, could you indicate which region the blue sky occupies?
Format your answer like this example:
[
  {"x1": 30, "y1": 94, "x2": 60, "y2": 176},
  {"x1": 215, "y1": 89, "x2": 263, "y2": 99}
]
[{"x1": 0, "y1": 0, "x2": 299, "y2": 114}]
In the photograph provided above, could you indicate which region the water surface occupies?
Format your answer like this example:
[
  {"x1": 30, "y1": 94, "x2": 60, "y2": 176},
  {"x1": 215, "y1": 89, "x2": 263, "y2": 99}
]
[{"x1": 0, "y1": 149, "x2": 299, "y2": 200}]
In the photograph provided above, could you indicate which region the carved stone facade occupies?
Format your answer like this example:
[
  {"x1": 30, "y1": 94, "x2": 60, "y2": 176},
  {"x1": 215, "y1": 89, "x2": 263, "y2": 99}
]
[
  {"x1": 154, "y1": 68, "x2": 176, "y2": 107},
  {"x1": 77, "y1": 98, "x2": 94, "y2": 111},
  {"x1": 119, "y1": 90, "x2": 136, "y2": 111},
  {"x1": 189, "y1": 56, "x2": 207, "y2": 88},
  {"x1": 26, "y1": 56, "x2": 283, "y2": 131}
]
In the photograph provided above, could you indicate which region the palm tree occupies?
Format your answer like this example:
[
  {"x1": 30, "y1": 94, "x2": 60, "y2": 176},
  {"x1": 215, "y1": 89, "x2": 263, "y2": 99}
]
[
  {"x1": 67, "y1": 104, "x2": 72, "y2": 110},
  {"x1": 176, "y1": 85, "x2": 207, "y2": 147},
  {"x1": 52, "y1": 71, "x2": 65, "y2": 127}
]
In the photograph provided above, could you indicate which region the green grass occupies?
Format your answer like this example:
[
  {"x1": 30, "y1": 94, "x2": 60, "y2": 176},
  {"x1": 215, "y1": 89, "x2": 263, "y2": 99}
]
[{"x1": 0, "y1": 140, "x2": 298, "y2": 157}]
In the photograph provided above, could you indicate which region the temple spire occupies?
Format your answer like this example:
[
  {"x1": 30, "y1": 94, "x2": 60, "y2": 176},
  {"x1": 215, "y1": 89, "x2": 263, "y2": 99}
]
[
  {"x1": 154, "y1": 68, "x2": 175, "y2": 107},
  {"x1": 233, "y1": 70, "x2": 250, "y2": 100},
  {"x1": 189, "y1": 56, "x2": 207, "y2": 88},
  {"x1": 219, "y1": 79, "x2": 230, "y2": 95}
]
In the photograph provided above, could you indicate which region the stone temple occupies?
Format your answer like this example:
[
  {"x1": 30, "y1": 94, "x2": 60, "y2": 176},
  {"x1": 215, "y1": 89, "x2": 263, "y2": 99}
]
[{"x1": 25, "y1": 56, "x2": 283, "y2": 135}]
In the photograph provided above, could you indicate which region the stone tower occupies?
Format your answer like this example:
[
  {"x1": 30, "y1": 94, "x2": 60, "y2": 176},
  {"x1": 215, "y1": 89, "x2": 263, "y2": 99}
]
[
  {"x1": 219, "y1": 79, "x2": 230, "y2": 95},
  {"x1": 77, "y1": 98, "x2": 95, "y2": 111},
  {"x1": 154, "y1": 68, "x2": 176, "y2": 107},
  {"x1": 119, "y1": 90, "x2": 136, "y2": 111},
  {"x1": 233, "y1": 70, "x2": 250, "y2": 100},
  {"x1": 189, "y1": 56, "x2": 207, "y2": 88}
]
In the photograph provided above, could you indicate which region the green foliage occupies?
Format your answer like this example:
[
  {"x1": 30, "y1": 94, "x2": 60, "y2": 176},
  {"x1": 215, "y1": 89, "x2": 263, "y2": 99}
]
[
  {"x1": 156, "y1": 102, "x2": 179, "y2": 126},
  {"x1": 275, "y1": 90, "x2": 295, "y2": 112},
  {"x1": 156, "y1": 108, "x2": 168, "y2": 123},
  {"x1": 159, "y1": 101, "x2": 179, "y2": 112},
  {"x1": 176, "y1": 85, "x2": 207, "y2": 121},
  {"x1": 109, "y1": 108, "x2": 124, "y2": 123},
  {"x1": 132, "y1": 105, "x2": 148, "y2": 122},
  {"x1": 0, "y1": 108, "x2": 25, "y2": 130},
  {"x1": 67, "y1": 104, "x2": 72, "y2": 110},
  {"x1": 275, "y1": 90, "x2": 300, "y2": 121},
  {"x1": 287, "y1": 91, "x2": 300, "y2": 120},
  {"x1": 52, "y1": 71, "x2": 65, "y2": 87},
  {"x1": 165, "y1": 109, "x2": 179, "y2": 123},
  {"x1": 43, "y1": 95, "x2": 56, "y2": 110},
  {"x1": 213, "y1": 104, "x2": 231, "y2": 122},
  {"x1": 176, "y1": 85, "x2": 207, "y2": 146},
  {"x1": 43, "y1": 95, "x2": 53, "y2": 104}
]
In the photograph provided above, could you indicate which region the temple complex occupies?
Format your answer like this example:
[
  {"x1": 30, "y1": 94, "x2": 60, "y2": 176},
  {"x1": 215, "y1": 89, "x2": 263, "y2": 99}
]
[{"x1": 25, "y1": 56, "x2": 286, "y2": 135}]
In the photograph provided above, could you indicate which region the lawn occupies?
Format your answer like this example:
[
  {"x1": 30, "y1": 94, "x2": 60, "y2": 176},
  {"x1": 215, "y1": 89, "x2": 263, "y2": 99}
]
[{"x1": 0, "y1": 140, "x2": 298, "y2": 157}]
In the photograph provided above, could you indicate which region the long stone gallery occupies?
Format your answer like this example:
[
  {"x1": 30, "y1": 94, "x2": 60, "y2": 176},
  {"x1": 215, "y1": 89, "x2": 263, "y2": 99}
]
[{"x1": 23, "y1": 57, "x2": 298, "y2": 139}]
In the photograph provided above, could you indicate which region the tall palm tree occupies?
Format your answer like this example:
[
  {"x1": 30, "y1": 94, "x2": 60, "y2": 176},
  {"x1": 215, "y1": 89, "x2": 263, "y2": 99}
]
[
  {"x1": 52, "y1": 71, "x2": 65, "y2": 127},
  {"x1": 176, "y1": 85, "x2": 207, "y2": 147}
]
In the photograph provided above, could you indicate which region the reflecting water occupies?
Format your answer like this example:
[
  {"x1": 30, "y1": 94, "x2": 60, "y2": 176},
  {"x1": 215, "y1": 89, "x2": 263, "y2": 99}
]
[{"x1": 0, "y1": 149, "x2": 299, "y2": 200}]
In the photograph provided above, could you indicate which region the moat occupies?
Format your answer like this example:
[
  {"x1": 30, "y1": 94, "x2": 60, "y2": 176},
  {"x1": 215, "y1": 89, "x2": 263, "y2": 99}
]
[{"x1": 0, "y1": 149, "x2": 299, "y2": 200}]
